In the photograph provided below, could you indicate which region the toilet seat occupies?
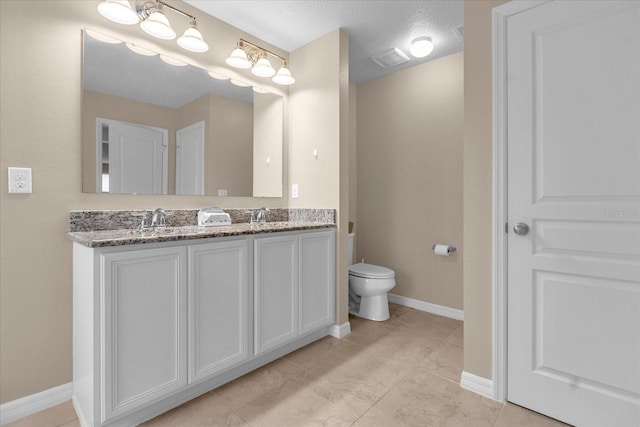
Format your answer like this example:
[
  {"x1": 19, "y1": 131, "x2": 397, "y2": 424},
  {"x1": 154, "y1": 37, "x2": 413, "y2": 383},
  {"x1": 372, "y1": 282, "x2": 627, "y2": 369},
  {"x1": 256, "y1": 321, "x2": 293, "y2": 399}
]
[{"x1": 349, "y1": 263, "x2": 395, "y2": 279}]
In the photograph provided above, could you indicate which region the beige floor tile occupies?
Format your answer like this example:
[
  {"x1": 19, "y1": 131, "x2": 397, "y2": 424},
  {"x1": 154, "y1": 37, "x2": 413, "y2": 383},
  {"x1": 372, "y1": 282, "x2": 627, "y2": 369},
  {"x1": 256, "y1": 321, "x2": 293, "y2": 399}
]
[
  {"x1": 418, "y1": 341, "x2": 464, "y2": 383},
  {"x1": 348, "y1": 314, "x2": 385, "y2": 338},
  {"x1": 58, "y1": 421, "x2": 81, "y2": 427},
  {"x1": 388, "y1": 302, "x2": 412, "y2": 320},
  {"x1": 283, "y1": 336, "x2": 365, "y2": 371},
  {"x1": 445, "y1": 324, "x2": 464, "y2": 347},
  {"x1": 141, "y1": 391, "x2": 247, "y2": 426},
  {"x1": 5, "y1": 401, "x2": 77, "y2": 427},
  {"x1": 234, "y1": 377, "x2": 361, "y2": 426},
  {"x1": 495, "y1": 403, "x2": 571, "y2": 427},
  {"x1": 387, "y1": 309, "x2": 462, "y2": 340},
  {"x1": 213, "y1": 357, "x2": 307, "y2": 410},
  {"x1": 354, "y1": 370, "x2": 502, "y2": 427},
  {"x1": 345, "y1": 323, "x2": 442, "y2": 367}
]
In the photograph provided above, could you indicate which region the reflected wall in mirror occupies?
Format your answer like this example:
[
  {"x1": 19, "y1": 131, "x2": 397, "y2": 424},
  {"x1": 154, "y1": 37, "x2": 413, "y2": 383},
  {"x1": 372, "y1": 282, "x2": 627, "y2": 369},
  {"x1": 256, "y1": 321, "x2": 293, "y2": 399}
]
[{"x1": 82, "y1": 30, "x2": 283, "y2": 197}]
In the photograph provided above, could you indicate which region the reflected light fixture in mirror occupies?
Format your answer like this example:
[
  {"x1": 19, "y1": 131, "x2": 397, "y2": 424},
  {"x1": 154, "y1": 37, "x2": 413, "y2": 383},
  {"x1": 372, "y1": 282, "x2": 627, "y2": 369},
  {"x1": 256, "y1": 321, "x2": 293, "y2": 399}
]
[
  {"x1": 85, "y1": 28, "x2": 123, "y2": 44},
  {"x1": 208, "y1": 71, "x2": 229, "y2": 80},
  {"x1": 409, "y1": 36, "x2": 434, "y2": 58},
  {"x1": 227, "y1": 39, "x2": 295, "y2": 85},
  {"x1": 97, "y1": 0, "x2": 209, "y2": 52},
  {"x1": 126, "y1": 42, "x2": 157, "y2": 56},
  {"x1": 160, "y1": 55, "x2": 187, "y2": 66}
]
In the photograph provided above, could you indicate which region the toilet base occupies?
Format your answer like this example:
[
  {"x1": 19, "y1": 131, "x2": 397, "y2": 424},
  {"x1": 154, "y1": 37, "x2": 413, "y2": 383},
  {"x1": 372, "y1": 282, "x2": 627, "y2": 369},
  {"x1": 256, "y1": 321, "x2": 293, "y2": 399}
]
[{"x1": 350, "y1": 294, "x2": 390, "y2": 321}]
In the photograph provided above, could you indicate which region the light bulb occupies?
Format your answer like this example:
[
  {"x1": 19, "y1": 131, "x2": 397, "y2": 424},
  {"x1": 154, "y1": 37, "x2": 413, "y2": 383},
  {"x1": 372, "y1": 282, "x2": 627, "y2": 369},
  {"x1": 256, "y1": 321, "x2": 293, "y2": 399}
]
[
  {"x1": 272, "y1": 66, "x2": 295, "y2": 85},
  {"x1": 409, "y1": 37, "x2": 434, "y2": 58},
  {"x1": 97, "y1": 0, "x2": 139, "y2": 25},
  {"x1": 252, "y1": 57, "x2": 276, "y2": 78},
  {"x1": 140, "y1": 10, "x2": 176, "y2": 40},
  {"x1": 226, "y1": 47, "x2": 252, "y2": 69},
  {"x1": 177, "y1": 21, "x2": 209, "y2": 53}
]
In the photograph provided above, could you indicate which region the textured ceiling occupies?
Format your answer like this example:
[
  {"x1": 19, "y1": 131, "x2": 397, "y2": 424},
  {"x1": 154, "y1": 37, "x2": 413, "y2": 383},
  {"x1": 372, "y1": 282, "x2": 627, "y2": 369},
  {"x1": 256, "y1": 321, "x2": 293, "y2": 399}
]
[{"x1": 184, "y1": 0, "x2": 464, "y2": 84}]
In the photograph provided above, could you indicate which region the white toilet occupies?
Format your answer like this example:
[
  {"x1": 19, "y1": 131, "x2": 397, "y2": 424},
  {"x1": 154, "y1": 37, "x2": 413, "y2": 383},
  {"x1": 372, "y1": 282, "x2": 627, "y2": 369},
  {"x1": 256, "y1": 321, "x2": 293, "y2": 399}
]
[{"x1": 348, "y1": 233, "x2": 396, "y2": 321}]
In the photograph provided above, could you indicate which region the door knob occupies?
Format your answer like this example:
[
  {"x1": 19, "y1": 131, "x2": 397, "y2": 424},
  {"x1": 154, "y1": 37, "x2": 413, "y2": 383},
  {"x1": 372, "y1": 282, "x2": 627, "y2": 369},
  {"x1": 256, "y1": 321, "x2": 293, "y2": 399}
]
[{"x1": 513, "y1": 223, "x2": 530, "y2": 236}]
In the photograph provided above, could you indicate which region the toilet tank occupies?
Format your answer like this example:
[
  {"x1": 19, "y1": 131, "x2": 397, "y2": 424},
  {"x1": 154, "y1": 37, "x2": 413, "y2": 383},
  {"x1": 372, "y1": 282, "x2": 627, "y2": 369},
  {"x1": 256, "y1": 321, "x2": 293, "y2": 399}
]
[{"x1": 348, "y1": 233, "x2": 355, "y2": 265}]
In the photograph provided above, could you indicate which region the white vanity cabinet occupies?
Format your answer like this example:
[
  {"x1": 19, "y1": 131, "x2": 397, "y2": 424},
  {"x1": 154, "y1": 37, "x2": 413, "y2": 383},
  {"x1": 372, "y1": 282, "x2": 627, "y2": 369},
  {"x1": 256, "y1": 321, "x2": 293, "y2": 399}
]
[
  {"x1": 73, "y1": 244, "x2": 189, "y2": 426},
  {"x1": 72, "y1": 228, "x2": 334, "y2": 427},
  {"x1": 188, "y1": 240, "x2": 250, "y2": 383},
  {"x1": 254, "y1": 234, "x2": 299, "y2": 355},
  {"x1": 254, "y1": 230, "x2": 335, "y2": 355}
]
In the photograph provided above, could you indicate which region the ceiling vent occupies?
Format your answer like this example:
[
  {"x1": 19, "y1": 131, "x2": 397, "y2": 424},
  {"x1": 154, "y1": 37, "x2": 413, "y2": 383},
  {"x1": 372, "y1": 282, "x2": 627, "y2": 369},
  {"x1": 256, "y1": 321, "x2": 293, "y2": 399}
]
[
  {"x1": 453, "y1": 24, "x2": 464, "y2": 40},
  {"x1": 370, "y1": 47, "x2": 410, "y2": 69}
]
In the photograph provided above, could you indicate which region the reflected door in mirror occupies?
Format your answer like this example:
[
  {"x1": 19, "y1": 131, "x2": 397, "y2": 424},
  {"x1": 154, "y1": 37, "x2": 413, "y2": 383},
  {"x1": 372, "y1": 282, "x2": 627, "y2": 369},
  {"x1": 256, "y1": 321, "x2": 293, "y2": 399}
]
[
  {"x1": 98, "y1": 118, "x2": 168, "y2": 194},
  {"x1": 176, "y1": 121, "x2": 205, "y2": 196}
]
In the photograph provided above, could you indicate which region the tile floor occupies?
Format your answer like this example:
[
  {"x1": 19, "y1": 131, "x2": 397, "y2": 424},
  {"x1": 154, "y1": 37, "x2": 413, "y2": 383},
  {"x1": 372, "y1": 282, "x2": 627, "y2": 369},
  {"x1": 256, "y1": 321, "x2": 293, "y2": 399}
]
[{"x1": 8, "y1": 304, "x2": 568, "y2": 427}]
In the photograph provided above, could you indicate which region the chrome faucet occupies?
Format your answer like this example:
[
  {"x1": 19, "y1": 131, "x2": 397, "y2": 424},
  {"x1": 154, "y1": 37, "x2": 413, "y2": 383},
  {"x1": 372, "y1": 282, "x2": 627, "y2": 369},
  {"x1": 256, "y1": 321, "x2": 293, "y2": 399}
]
[
  {"x1": 151, "y1": 208, "x2": 169, "y2": 228},
  {"x1": 255, "y1": 207, "x2": 269, "y2": 223},
  {"x1": 246, "y1": 207, "x2": 269, "y2": 224}
]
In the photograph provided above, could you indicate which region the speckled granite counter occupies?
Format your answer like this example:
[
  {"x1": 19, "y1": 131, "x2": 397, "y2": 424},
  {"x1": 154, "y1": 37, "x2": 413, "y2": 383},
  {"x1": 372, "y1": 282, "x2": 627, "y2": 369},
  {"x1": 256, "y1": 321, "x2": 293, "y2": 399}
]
[
  {"x1": 68, "y1": 222, "x2": 335, "y2": 248},
  {"x1": 67, "y1": 208, "x2": 336, "y2": 248}
]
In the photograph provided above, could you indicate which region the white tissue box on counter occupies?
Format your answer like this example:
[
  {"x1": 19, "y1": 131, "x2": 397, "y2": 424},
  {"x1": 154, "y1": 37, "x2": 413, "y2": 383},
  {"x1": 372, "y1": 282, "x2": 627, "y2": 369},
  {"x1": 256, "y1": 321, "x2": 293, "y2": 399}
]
[{"x1": 198, "y1": 207, "x2": 232, "y2": 226}]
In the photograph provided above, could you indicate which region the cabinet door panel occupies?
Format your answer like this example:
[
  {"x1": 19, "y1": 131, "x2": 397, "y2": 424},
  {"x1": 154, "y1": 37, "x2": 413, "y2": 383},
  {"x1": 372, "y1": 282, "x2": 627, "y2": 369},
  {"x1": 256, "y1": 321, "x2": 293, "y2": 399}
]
[
  {"x1": 189, "y1": 240, "x2": 250, "y2": 382},
  {"x1": 254, "y1": 235, "x2": 298, "y2": 355},
  {"x1": 102, "y1": 246, "x2": 187, "y2": 422},
  {"x1": 300, "y1": 231, "x2": 335, "y2": 334}
]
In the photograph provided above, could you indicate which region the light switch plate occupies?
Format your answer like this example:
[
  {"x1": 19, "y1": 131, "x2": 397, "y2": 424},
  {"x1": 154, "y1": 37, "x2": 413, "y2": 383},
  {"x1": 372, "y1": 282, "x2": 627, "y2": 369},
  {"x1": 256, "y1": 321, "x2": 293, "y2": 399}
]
[
  {"x1": 8, "y1": 167, "x2": 32, "y2": 193},
  {"x1": 292, "y1": 184, "x2": 299, "y2": 199}
]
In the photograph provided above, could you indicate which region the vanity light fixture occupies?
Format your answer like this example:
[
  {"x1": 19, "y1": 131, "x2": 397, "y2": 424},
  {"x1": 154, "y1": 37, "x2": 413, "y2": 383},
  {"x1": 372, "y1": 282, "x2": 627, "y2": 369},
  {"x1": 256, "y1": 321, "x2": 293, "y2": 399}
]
[
  {"x1": 226, "y1": 39, "x2": 295, "y2": 85},
  {"x1": 409, "y1": 36, "x2": 434, "y2": 58},
  {"x1": 97, "y1": 0, "x2": 139, "y2": 25},
  {"x1": 97, "y1": 0, "x2": 209, "y2": 52}
]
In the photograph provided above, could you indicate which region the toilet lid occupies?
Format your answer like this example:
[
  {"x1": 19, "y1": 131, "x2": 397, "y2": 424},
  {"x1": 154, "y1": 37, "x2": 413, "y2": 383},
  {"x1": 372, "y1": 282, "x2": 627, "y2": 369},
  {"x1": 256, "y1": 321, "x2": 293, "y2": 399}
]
[{"x1": 349, "y1": 263, "x2": 395, "y2": 279}]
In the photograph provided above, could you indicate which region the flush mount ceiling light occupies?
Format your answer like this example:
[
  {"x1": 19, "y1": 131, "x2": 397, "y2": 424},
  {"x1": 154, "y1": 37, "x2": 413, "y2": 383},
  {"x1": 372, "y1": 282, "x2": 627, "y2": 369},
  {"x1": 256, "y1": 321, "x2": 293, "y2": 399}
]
[
  {"x1": 409, "y1": 36, "x2": 434, "y2": 58},
  {"x1": 97, "y1": 0, "x2": 209, "y2": 52},
  {"x1": 226, "y1": 39, "x2": 295, "y2": 85}
]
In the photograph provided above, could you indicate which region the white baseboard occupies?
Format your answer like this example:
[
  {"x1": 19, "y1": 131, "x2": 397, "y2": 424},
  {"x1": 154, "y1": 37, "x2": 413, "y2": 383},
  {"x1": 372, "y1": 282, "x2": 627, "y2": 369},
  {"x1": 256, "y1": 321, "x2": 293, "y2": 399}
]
[
  {"x1": 0, "y1": 382, "x2": 72, "y2": 426},
  {"x1": 460, "y1": 371, "x2": 496, "y2": 400},
  {"x1": 387, "y1": 294, "x2": 464, "y2": 321},
  {"x1": 329, "y1": 322, "x2": 351, "y2": 338}
]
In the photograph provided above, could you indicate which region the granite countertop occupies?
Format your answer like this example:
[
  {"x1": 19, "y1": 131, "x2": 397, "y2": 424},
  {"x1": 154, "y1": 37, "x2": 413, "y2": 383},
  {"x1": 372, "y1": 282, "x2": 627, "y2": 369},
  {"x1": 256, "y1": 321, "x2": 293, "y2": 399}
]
[{"x1": 67, "y1": 221, "x2": 336, "y2": 248}]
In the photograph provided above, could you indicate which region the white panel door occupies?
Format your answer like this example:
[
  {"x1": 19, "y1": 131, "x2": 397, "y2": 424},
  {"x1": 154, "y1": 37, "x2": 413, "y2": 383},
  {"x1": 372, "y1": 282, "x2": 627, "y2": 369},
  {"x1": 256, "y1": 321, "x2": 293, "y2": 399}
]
[
  {"x1": 254, "y1": 235, "x2": 299, "y2": 356},
  {"x1": 188, "y1": 240, "x2": 250, "y2": 383},
  {"x1": 101, "y1": 246, "x2": 187, "y2": 422},
  {"x1": 105, "y1": 119, "x2": 168, "y2": 195},
  {"x1": 506, "y1": 1, "x2": 640, "y2": 426},
  {"x1": 299, "y1": 230, "x2": 335, "y2": 334},
  {"x1": 176, "y1": 121, "x2": 204, "y2": 196}
]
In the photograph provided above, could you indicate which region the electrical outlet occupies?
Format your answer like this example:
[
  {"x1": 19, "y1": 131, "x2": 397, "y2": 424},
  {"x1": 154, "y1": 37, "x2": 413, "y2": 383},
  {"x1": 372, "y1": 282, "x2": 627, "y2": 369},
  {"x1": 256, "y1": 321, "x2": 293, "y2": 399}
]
[
  {"x1": 291, "y1": 184, "x2": 299, "y2": 199},
  {"x1": 8, "y1": 167, "x2": 32, "y2": 194}
]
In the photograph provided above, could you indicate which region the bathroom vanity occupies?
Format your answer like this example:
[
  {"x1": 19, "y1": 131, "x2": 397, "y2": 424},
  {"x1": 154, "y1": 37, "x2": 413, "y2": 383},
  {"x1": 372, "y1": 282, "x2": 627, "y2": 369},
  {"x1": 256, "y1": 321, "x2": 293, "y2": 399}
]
[{"x1": 69, "y1": 220, "x2": 335, "y2": 426}]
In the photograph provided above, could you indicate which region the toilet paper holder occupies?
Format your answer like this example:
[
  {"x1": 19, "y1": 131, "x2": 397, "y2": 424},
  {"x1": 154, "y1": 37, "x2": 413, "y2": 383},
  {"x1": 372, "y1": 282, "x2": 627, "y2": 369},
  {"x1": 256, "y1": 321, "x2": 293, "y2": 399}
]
[{"x1": 432, "y1": 244, "x2": 457, "y2": 254}]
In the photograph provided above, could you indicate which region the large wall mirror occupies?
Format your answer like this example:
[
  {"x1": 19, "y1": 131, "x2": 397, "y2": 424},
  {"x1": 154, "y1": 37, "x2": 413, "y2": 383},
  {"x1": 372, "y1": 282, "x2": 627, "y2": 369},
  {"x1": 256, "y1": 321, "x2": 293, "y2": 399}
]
[{"x1": 82, "y1": 29, "x2": 284, "y2": 197}]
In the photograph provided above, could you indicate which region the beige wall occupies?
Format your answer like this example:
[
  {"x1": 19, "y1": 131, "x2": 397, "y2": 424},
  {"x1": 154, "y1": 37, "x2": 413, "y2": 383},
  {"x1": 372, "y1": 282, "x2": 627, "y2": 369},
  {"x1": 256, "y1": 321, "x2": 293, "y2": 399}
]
[
  {"x1": 463, "y1": 0, "x2": 508, "y2": 380},
  {"x1": 206, "y1": 94, "x2": 253, "y2": 196},
  {"x1": 253, "y1": 93, "x2": 283, "y2": 197},
  {"x1": 289, "y1": 29, "x2": 350, "y2": 325},
  {"x1": 356, "y1": 52, "x2": 464, "y2": 310},
  {"x1": 0, "y1": 0, "x2": 298, "y2": 404}
]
